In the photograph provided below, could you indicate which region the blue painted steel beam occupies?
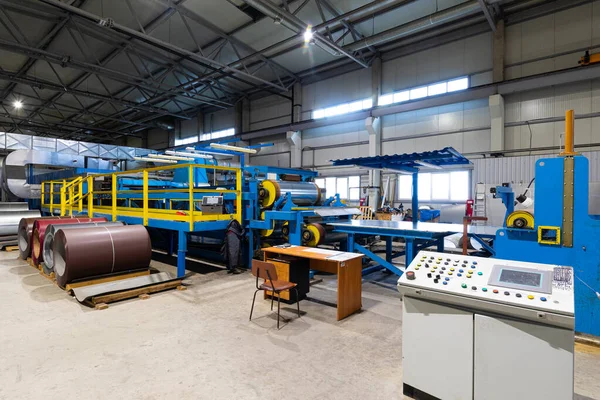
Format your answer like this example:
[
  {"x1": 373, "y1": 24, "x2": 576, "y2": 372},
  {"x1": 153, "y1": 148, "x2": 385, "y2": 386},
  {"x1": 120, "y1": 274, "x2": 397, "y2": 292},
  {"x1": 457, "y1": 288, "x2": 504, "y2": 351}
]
[{"x1": 354, "y1": 243, "x2": 404, "y2": 276}]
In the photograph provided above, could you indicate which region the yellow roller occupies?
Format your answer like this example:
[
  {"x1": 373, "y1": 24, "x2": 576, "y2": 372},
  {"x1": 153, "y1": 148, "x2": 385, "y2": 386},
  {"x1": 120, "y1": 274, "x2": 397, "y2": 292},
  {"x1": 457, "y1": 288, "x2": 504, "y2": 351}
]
[
  {"x1": 303, "y1": 223, "x2": 325, "y2": 247},
  {"x1": 259, "y1": 180, "x2": 279, "y2": 208},
  {"x1": 507, "y1": 210, "x2": 535, "y2": 229},
  {"x1": 259, "y1": 211, "x2": 274, "y2": 237}
]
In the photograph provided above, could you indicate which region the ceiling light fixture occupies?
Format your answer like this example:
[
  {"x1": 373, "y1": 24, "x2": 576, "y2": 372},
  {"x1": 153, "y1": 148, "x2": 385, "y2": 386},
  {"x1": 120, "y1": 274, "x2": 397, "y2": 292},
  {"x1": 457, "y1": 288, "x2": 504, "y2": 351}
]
[
  {"x1": 303, "y1": 25, "x2": 314, "y2": 44},
  {"x1": 13, "y1": 100, "x2": 22, "y2": 109}
]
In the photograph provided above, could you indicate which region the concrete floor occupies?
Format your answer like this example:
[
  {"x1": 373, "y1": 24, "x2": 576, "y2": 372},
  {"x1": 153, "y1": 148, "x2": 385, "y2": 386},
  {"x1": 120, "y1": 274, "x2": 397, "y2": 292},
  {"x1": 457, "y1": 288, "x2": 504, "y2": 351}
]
[{"x1": 0, "y1": 251, "x2": 599, "y2": 400}]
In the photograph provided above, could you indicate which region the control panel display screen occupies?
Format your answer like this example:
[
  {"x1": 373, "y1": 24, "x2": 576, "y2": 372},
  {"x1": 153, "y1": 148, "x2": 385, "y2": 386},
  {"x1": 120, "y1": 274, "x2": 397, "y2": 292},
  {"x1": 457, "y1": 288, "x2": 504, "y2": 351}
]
[
  {"x1": 204, "y1": 197, "x2": 221, "y2": 205},
  {"x1": 499, "y1": 269, "x2": 542, "y2": 287}
]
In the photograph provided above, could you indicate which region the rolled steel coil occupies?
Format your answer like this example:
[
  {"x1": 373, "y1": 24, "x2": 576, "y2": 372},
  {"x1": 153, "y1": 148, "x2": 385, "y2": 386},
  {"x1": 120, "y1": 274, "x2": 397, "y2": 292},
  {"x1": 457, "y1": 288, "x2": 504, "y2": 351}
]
[
  {"x1": 42, "y1": 221, "x2": 124, "y2": 273},
  {"x1": 18, "y1": 216, "x2": 74, "y2": 259},
  {"x1": 0, "y1": 210, "x2": 41, "y2": 237},
  {"x1": 53, "y1": 225, "x2": 152, "y2": 288},
  {"x1": 0, "y1": 202, "x2": 29, "y2": 211},
  {"x1": 31, "y1": 217, "x2": 107, "y2": 265},
  {"x1": 259, "y1": 180, "x2": 321, "y2": 207}
]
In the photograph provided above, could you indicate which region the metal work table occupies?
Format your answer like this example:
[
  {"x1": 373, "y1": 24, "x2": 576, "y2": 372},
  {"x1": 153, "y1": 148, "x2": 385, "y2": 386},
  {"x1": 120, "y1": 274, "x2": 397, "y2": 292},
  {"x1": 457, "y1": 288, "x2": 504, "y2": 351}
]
[{"x1": 327, "y1": 220, "x2": 500, "y2": 276}]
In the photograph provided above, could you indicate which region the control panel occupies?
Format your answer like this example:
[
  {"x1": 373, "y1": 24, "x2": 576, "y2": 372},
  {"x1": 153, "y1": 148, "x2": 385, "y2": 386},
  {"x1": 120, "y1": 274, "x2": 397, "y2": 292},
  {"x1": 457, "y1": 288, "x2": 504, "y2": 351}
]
[
  {"x1": 398, "y1": 251, "x2": 574, "y2": 325},
  {"x1": 200, "y1": 196, "x2": 224, "y2": 215}
]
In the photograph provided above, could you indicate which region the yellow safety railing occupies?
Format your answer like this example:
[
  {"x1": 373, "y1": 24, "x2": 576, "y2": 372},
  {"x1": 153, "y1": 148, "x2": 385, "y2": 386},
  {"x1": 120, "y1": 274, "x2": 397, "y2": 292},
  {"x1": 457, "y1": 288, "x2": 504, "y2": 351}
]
[
  {"x1": 42, "y1": 163, "x2": 242, "y2": 231},
  {"x1": 41, "y1": 176, "x2": 82, "y2": 216}
]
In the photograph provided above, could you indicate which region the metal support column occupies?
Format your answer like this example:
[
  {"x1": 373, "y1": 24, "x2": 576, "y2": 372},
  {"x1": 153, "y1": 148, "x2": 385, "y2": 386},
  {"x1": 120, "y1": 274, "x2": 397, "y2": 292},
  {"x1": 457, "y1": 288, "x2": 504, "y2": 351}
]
[
  {"x1": 177, "y1": 230, "x2": 187, "y2": 278},
  {"x1": 411, "y1": 172, "x2": 418, "y2": 228}
]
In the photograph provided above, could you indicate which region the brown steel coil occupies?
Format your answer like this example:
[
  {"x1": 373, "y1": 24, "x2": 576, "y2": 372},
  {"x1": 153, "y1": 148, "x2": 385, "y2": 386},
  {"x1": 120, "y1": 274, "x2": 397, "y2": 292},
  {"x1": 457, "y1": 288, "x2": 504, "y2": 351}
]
[
  {"x1": 53, "y1": 225, "x2": 152, "y2": 287},
  {"x1": 18, "y1": 216, "x2": 74, "y2": 259},
  {"x1": 31, "y1": 217, "x2": 108, "y2": 265}
]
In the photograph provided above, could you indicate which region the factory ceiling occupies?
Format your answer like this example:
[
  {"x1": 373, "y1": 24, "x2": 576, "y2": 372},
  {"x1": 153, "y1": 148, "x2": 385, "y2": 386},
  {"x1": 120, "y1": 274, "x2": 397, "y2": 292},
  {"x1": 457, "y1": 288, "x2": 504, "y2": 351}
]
[{"x1": 0, "y1": 0, "x2": 557, "y2": 143}]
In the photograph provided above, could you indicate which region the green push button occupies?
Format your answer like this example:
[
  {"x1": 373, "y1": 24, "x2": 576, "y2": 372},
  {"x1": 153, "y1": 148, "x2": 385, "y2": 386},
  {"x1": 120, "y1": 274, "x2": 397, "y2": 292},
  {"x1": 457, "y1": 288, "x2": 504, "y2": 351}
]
[
  {"x1": 461, "y1": 283, "x2": 467, "y2": 288},
  {"x1": 482, "y1": 287, "x2": 487, "y2": 292},
  {"x1": 478, "y1": 272, "x2": 483, "y2": 276}
]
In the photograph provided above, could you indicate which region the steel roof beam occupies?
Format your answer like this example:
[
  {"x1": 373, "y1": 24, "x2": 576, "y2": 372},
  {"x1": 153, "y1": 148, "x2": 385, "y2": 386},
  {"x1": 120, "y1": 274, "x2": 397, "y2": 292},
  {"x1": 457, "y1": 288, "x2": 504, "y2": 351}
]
[
  {"x1": 244, "y1": 0, "x2": 369, "y2": 68},
  {"x1": 477, "y1": 0, "x2": 497, "y2": 31},
  {"x1": 39, "y1": 0, "x2": 289, "y2": 92},
  {"x1": 149, "y1": 0, "x2": 299, "y2": 83}
]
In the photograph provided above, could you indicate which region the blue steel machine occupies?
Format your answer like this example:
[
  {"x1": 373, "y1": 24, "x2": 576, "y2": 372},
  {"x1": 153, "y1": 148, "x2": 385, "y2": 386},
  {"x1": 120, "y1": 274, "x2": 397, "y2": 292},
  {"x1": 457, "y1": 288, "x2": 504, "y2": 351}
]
[
  {"x1": 493, "y1": 110, "x2": 600, "y2": 337},
  {"x1": 245, "y1": 165, "x2": 360, "y2": 265}
]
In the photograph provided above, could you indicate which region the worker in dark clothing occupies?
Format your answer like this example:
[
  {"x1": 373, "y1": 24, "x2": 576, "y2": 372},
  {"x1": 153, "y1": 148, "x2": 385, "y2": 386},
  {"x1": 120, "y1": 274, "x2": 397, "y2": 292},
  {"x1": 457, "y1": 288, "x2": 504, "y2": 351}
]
[{"x1": 222, "y1": 219, "x2": 245, "y2": 274}]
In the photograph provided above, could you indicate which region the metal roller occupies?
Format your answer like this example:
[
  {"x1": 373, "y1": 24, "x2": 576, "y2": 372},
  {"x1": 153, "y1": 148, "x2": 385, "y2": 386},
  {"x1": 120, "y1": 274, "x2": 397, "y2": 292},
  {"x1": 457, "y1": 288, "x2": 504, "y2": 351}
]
[
  {"x1": 507, "y1": 210, "x2": 535, "y2": 229},
  {"x1": 302, "y1": 222, "x2": 347, "y2": 246},
  {"x1": 0, "y1": 210, "x2": 41, "y2": 236},
  {"x1": 42, "y1": 221, "x2": 124, "y2": 273},
  {"x1": 53, "y1": 225, "x2": 152, "y2": 288},
  {"x1": 31, "y1": 217, "x2": 108, "y2": 265},
  {"x1": 259, "y1": 211, "x2": 284, "y2": 238},
  {"x1": 259, "y1": 180, "x2": 321, "y2": 207},
  {"x1": 0, "y1": 202, "x2": 29, "y2": 211},
  {"x1": 18, "y1": 216, "x2": 74, "y2": 259}
]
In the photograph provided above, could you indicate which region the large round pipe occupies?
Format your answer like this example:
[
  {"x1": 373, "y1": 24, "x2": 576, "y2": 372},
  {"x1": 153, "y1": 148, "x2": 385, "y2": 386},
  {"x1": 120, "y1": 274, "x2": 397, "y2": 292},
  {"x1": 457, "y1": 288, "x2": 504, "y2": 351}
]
[
  {"x1": 42, "y1": 221, "x2": 124, "y2": 273},
  {"x1": 53, "y1": 225, "x2": 152, "y2": 288},
  {"x1": 344, "y1": 1, "x2": 481, "y2": 52},
  {"x1": 0, "y1": 210, "x2": 41, "y2": 236},
  {"x1": 31, "y1": 217, "x2": 107, "y2": 265},
  {"x1": 18, "y1": 216, "x2": 74, "y2": 259}
]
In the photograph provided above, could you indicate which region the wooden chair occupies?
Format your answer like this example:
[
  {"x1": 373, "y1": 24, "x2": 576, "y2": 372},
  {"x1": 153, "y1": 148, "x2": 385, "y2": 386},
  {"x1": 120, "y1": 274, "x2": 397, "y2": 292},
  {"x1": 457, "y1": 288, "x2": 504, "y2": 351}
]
[{"x1": 250, "y1": 260, "x2": 301, "y2": 330}]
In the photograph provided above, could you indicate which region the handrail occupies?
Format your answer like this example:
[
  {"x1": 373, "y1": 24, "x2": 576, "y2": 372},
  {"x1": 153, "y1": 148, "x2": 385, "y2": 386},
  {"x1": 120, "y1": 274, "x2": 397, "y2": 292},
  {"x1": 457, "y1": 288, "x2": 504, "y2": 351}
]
[{"x1": 40, "y1": 163, "x2": 242, "y2": 230}]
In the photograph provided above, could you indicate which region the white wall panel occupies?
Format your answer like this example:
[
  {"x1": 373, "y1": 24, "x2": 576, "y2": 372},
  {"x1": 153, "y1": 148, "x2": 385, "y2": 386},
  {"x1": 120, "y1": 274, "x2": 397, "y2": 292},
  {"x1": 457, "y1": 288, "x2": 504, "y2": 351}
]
[
  {"x1": 382, "y1": 32, "x2": 492, "y2": 93},
  {"x1": 205, "y1": 108, "x2": 234, "y2": 132},
  {"x1": 250, "y1": 153, "x2": 290, "y2": 168},
  {"x1": 302, "y1": 68, "x2": 371, "y2": 112},
  {"x1": 505, "y1": 2, "x2": 599, "y2": 79},
  {"x1": 250, "y1": 94, "x2": 291, "y2": 131}
]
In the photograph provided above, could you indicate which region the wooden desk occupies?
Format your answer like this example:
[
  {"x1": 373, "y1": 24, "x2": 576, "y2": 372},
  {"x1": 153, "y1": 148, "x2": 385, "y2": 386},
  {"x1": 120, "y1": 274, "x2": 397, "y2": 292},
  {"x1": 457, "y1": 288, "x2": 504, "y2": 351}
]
[{"x1": 262, "y1": 246, "x2": 363, "y2": 321}]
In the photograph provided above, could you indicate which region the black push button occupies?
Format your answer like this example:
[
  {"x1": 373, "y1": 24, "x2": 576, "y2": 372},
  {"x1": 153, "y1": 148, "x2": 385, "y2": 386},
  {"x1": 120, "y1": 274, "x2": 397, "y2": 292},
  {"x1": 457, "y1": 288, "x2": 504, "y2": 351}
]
[
  {"x1": 427, "y1": 273, "x2": 432, "y2": 278},
  {"x1": 504, "y1": 291, "x2": 510, "y2": 296}
]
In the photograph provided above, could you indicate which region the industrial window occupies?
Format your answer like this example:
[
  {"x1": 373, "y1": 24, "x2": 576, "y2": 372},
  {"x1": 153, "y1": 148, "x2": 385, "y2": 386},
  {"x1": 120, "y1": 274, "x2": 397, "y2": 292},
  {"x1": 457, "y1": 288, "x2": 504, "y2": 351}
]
[
  {"x1": 174, "y1": 136, "x2": 198, "y2": 146},
  {"x1": 312, "y1": 98, "x2": 373, "y2": 120},
  {"x1": 397, "y1": 170, "x2": 469, "y2": 202},
  {"x1": 200, "y1": 128, "x2": 235, "y2": 141},
  {"x1": 379, "y1": 77, "x2": 469, "y2": 106},
  {"x1": 174, "y1": 128, "x2": 235, "y2": 146},
  {"x1": 315, "y1": 176, "x2": 361, "y2": 200}
]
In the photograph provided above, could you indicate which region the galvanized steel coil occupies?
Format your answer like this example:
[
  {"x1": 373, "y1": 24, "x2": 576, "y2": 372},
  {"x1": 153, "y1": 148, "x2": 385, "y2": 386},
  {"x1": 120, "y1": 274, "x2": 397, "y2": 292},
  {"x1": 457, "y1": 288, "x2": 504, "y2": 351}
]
[
  {"x1": 0, "y1": 210, "x2": 41, "y2": 237},
  {"x1": 53, "y1": 225, "x2": 152, "y2": 288},
  {"x1": 259, "y1": 180, "x2": 321, "y2": 207},
  {"x1": 42, "y1": 221, "x2": 124, "y2": 273},
  {"x1": 0, "y1": 202, "x2": 29, "y2": 211}
]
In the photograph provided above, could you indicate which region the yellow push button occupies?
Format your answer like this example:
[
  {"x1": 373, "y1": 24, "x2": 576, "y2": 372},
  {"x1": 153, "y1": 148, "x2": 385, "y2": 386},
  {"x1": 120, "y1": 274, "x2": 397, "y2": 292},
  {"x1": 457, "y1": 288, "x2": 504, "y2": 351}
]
[
  {"x1": 448, "y1": 272, "x2": 453, "y2": 275},
  {"x1": 450, "y1": 268, "x2": 455, "y2": 271},
  {"x1": 468, "y1": 270, "x2": 473, "y2": 274},
  {"x1": 415, "y1": 267, "x2": 420, "y2": 270},
  {"x1": 528, "y1": 295, "x2": 534, "y2": 300},
  {"x1": 433, "y1": 266, "x2": 438, "y2": 269},
  {"x1": 417, "y1": 264, "x2": 422, "y2": 267}
]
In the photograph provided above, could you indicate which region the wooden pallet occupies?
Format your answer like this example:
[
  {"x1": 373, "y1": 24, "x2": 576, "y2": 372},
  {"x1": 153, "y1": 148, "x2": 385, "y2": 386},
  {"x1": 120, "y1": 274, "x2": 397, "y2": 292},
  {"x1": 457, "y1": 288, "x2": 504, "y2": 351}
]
[
  {"x1": 2, "y1": 245, "x2": 19, "y2": 252},
  {"x1": 64, "y1": 270, "x2": 151, "y2": 292},
  {"x1": 88, "y1": 280, "x2": 185, "y2": 310}
]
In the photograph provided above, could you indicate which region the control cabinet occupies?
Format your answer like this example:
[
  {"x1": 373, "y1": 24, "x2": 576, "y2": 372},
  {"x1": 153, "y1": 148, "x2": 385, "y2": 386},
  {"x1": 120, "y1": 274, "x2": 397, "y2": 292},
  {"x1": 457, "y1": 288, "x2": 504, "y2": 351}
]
[{"x1": 398, "y1": 251, "x2": 574, "y2": 400}]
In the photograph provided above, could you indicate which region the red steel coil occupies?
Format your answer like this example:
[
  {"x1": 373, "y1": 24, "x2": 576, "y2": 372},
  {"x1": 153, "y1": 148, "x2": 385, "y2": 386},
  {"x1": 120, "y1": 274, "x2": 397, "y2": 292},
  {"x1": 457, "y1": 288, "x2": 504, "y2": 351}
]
[
  {"x1": 31, "y1": 217, "x2": 107, "y2": 265},
  {"x1": 53, "y1": 225, "x2": 152, "y2": 288},
  {"x1": 18, "y1": 216, "x2": 75, "y2": 259}
]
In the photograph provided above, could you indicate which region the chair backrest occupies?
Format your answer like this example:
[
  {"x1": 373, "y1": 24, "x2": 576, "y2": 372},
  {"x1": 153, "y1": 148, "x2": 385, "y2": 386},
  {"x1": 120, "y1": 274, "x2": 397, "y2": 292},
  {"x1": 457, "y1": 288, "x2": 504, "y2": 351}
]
[{"x1": 252, "y1": 260, "x2": 278, "y2": 281}]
